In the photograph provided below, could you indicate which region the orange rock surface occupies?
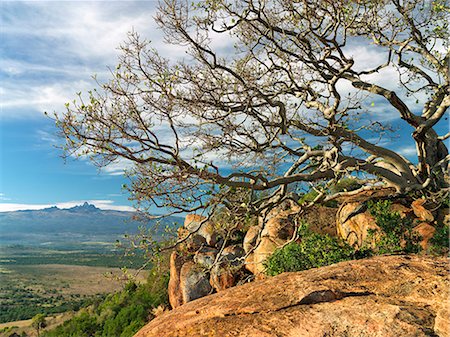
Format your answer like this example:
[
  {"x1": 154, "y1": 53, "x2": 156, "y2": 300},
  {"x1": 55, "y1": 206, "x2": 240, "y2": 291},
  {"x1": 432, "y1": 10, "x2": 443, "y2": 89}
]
[{"x1": 135, "y1": 255, "x2": 449, "y2": 337}]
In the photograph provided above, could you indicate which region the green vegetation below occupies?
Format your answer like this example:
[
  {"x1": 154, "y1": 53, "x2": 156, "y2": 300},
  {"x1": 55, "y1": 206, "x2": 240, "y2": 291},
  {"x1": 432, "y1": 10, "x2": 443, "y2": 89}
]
[
  {"x1": 360, "y1": 200, "x2": 421, "y2": 255},
  {"x1": 264, "y1": 225, "x2": 355, "y2": 276},
  {"x1": 429, "y1": 223, "x2": 449, "y2": 255},
  {"x1": 0, "y1": 291, "x2": 103, "y2": 324},
  {"x1": 1, "y1": 246, "x2": 147, "y2": 268},
  {"x1": 0, "y1": 246, "x2": 149, "y2": 323},
  {"x1": 42, "y1": 268, "x2": 169, "y2": 337}
]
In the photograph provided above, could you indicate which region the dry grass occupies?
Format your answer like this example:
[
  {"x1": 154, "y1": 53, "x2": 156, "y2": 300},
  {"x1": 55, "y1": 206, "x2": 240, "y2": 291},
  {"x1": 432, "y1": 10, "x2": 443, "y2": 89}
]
[
  {"x1": 2, "y1": 264, "x2": 148, "y2": 297},
  {"x1": 0, "y1": 312, "x2": 74, "y2": 337}
]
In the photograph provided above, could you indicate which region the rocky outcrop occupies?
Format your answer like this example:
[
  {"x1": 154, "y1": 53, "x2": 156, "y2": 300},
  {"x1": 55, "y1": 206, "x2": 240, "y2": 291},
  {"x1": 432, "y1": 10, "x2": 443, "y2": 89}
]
[
  {"x1": 244, "y1": 205, "x2": 339, "y2": 277},
  {"x1": 244, "y1": 209, "x2": 297, "y2": 276},
  {"x1": 135, "y1": 255, "x2": 449, "y2": 337},
  {"x1": 413, "y1": 222, "x2": 436, "y2": 250},
  {"x1": 411, "y1": 199, "x2": 434, "y2": 222},
  {"x1": 210, "y1": 245, "x2": 245, "y2": 292},
  {"x1": 243, "y1": 224, "x2": 260, "y2": 254},
  {"x1": 168, "y1": 251, "x2": 186, "y2": 309},
  {"x1": 336, "y1": 201, "x2": 379, "y2": 247},
  {"x1": 244, "y1": 235, "x2": 284, "y2": 276},
  {"x1": 437, "y1": 207, "x2": 450, "y2": 227},
  {"x1": 336, "y1": 198, "x2": 442, "y2": 250},
  {"x1": 183, "y1": 214, "x2": 217, "y2": 247},
  {"x1": 169, "y1": 214, "x2": 247, "y2": 308},
  {"x1": 179, "y1": 261, "x2": 213, "y2": 303},
  {"x1": 194, "y1": 247, "x2": 218, "y2": 268},
  {"x1": 299, "y1": 206, "x2": 338, "y2": 237}
]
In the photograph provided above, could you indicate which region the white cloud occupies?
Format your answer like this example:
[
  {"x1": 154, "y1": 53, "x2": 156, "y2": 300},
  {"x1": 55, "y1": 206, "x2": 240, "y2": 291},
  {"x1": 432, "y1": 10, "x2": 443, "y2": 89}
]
[
  {"x1": 66, "y1": 145, "x2": 134, "y2": 176},
  {"x1": 1, "y1": 80, "x2": 95, "y2": 117},
  {"x1": 397, "y1": 145, "x2": 417, "y2": 157},
  {"x1": 0, "y1": 193, "x2": 11, "y2": 201},
  {"x1": 345, "y1": 45, "x2": 388, "y2": 73},
  {"x1": 337, "y1": 43, "x2": 434, "y2": 121},
  {"x1": 0, "y1": 1, "x2": 161, "y2": 119},
  {"x1": 1, "y1": 58, "x2": 104, "y2": 78},
  {"x1": 3, "y1": 2, "x2": 157, "y2": 60},
  {"x1": 103, "y1": 158, "x2": 134, "y2": 176},
  {"x1": 0, "y1": 200, "x2": 134, "y2": 212},
  {"x1": 36, "y1": 129, "x2": 59, "y2": 144}
]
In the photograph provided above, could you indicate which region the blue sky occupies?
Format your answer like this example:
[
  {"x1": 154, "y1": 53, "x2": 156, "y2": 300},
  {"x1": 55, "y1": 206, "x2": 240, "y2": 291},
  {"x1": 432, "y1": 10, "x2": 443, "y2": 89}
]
[
  {"x1": 0, "y1": 1, "x2": 164, "y2": 212},
  {"x1": 0, "y1": 1, "x2": 448, "y2": 212}
]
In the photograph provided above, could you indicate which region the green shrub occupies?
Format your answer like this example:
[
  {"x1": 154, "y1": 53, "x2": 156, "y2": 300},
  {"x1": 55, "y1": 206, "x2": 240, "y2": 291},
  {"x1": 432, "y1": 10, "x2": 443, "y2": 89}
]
[
  {"x1": 429, "y1": 225, "x2": 449, "y2": 255},
  {"x1": 297, "y1": 178, "x2": 361, "y2": 208},
  {"x1": 364, "y1": 200, "x2": 421, "y2": 255},
  {"x1": 43, "y1": 262, "x2": 169, "y2": 337},
  {"x1": 298, "y1": 190, "x2": 319, "y2": 205},
  {"x1": 298, "y1": 190, "x2": 338, "y2": 208},
  {"x1": 265, "y1": 200, "x2": 428, "y2": 278},
  {"x1": 330, "y1": 178, "x2": 362, "y2": 194},
  {"x1": 44, "y1": 311, "x2": 99, "y2": 337},
  {"x1": 264, "y1": 225, "x2": 355, "y2": 276}
]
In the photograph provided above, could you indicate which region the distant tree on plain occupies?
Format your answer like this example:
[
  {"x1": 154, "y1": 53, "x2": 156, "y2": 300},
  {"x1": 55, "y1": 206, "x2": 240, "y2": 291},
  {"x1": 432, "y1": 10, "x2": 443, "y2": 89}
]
[{"x1": 31, "y1": 314, "x2": 46, "y2": 337}]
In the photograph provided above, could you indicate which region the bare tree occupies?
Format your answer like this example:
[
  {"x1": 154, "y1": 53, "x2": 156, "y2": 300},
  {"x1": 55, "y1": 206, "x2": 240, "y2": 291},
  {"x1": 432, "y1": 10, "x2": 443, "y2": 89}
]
[{"x1": 55, "y1": 0, "x2": 449, "y2": 218}]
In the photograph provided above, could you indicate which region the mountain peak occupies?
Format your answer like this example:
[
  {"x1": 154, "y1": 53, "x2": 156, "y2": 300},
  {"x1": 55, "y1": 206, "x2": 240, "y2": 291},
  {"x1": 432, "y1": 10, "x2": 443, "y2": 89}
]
[
  {"x1": 42, "y1": 206, "x2": 60, "y2": 212},
  {"x1": 68, "y1": 202, "x2": 100, "y2": 213}
]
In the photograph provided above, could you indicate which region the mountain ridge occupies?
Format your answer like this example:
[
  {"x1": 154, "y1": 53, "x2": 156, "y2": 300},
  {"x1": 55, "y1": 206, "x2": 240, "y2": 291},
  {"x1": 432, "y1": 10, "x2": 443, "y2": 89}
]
[{"x1": 0, "y1": 203, "x2": 182, "y2": 247}]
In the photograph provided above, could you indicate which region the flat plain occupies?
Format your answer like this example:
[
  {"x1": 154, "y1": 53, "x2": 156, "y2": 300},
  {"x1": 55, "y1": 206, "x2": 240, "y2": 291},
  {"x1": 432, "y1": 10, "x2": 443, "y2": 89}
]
[{"x1": 0, "y1": 247, "x2": 148, "y2": 325}]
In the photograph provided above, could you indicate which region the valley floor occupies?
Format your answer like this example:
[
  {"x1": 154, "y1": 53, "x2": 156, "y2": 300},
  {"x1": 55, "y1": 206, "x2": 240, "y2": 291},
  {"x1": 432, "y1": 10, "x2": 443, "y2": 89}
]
[
  {"x1": 0, "y1": 263, "x2": 148, "y2": 335},
  {"x1": 0, "y1": 312, "x2": 74, "y2": 337}
]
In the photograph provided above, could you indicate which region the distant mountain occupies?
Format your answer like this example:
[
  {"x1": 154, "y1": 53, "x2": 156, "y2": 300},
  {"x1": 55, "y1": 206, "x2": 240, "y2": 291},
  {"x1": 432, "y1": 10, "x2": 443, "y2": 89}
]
[
  {"x1": 67, "y1": 202, "x2": 103, "y2": 213},
  {"x1": 0, "y1": 203, "x2": 182, "y2": 248}
]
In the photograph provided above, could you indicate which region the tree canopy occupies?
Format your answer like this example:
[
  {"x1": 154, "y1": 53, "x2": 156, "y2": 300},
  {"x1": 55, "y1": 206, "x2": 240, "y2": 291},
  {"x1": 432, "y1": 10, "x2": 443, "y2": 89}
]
[
  {"x1": 55, "y1": 0, "x2": 449, "y2": 218},
  {"x1": 32, "y1": 313, "x2": 47, "y2": 337}
]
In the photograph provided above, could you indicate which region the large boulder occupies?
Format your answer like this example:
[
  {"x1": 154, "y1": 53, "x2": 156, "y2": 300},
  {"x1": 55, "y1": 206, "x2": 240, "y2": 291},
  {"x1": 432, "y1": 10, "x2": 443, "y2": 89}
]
[
  {"x1": 177, "y1": 229, "x2": 208, "y2": 252},
  {"x1": 337, "y1": 199, "x2": 438, "y2": 250},
  {"x1": 245, "y1": 236, "x2": 284, "y2": 276},
  {"x1": 179, "y1": 261, "x2": 213, "y2": 304},
  {"x1": 194, "y1": 247, "x2": 218, "y2": 268},
  {"x1": 436, "y1": 207, "x2": 450, "y2": 226},
  {"x1": 210, "y1": 263, "x2": 236, "y2": 292},
  {"x1": 243, "y1": 224, "x2": 261, "y2": 254},
  {"x1": 183, "y1": 214, "x2": 217, "y2": 247},
  {"x1": 299, "y1": 206, "x2": 338, "y2": 237},
  {"x1": 334, "y1": 189, "x2": 414, "y2": 248},
  {"x1": 210, "y1": 245, "x2": 245, "y2": 292},
  {"x1": 169, "y1": 214, "x2": 248, "y2": 307},
  {"x1": 135, "y1": 255, "x2": 449, "y2": 337},
  {"x1": 411, "y1": 199, "x2": 434, "y2": 222},
  {"x1": 435, "y1": 306, "x2": 450, "y2": 337},
  {"x1": 221, "y1": 244, "x2": 245, "y2": 262},
  {"x1": 260, "y1": 213, "x2": 296, "y2": 240},
  {"x1": 244, "y1": 210, "x2": 296, "y2": 276},
  {"x1": 413, "y1": 222, "x2": 436, "y2": 250},
  {"x1": 336, "y1": 202, "x2": 379, "y2": 248},
  {"x1": 167, "y1": 251, "x2": 187, "y2": 309}
]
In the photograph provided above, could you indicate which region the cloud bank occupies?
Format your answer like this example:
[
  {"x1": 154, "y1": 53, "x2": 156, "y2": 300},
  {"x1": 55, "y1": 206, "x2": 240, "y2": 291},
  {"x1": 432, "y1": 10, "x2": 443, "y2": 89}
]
[{"x1": 0, "y1": 199, "x2": 134, "y2": 212}]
